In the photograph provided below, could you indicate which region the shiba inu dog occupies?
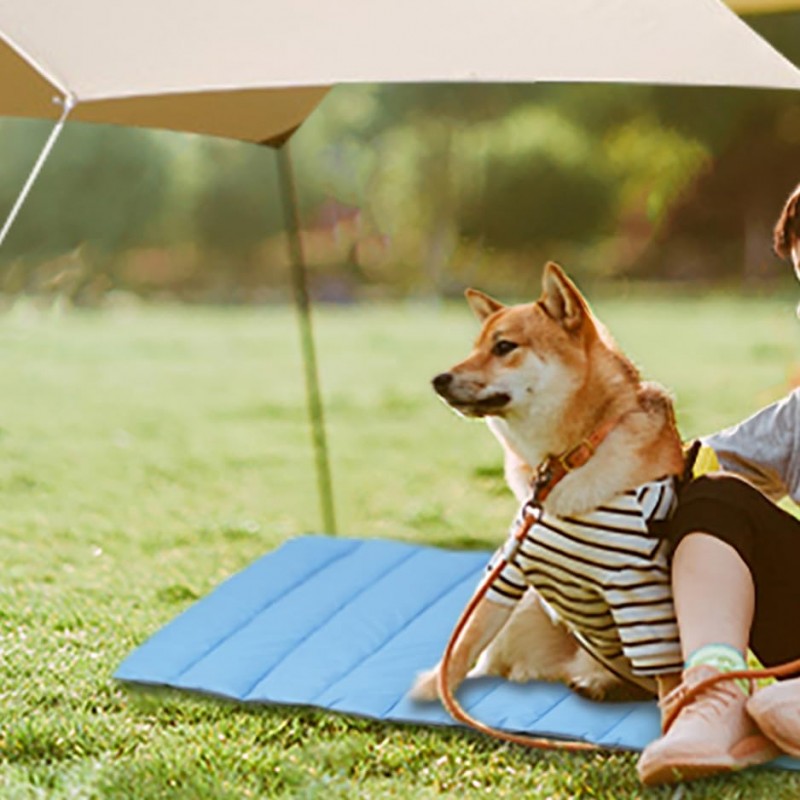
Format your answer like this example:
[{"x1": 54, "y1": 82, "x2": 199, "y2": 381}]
[{"x1": 411, "y1": 262, "x2": 685, "y2": 703}]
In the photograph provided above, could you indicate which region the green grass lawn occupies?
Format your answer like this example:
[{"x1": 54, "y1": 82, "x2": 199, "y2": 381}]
[{"x1": 1, "y1": 289, "x2": 799, "y2": 799}]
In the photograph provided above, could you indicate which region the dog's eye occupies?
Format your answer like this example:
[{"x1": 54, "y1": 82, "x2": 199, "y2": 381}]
[{"x1": 492, "y1": 340, "x2": 518, "y2": 357}]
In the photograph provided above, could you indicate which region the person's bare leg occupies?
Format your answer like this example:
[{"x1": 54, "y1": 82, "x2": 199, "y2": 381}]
[
  {"x1": 672, "y1": 532, "x2": 753, "y2": 659},
  {"x1": 637, "y1": 533, "x2": 778, "y2": 786}
]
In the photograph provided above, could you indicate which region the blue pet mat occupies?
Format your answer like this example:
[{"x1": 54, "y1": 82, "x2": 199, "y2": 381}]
[{"x1": 116, "y1": 535, "x2": 799, "y2": 767}]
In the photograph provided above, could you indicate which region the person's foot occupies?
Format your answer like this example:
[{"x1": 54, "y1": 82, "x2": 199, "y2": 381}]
[
  {"x1": 637, "y1": 665, "x2": 779, "y2": 786},
  {"x1": 747, "y1": 676, "x2": 800, "y2": 757}
]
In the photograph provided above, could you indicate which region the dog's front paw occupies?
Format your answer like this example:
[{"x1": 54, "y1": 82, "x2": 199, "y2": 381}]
[
  {"x1": 409, "y1": 667, "x2": 440, "y2": 702},
  {"x1": 568, "y1": 675, "x2": 609, "y2": 701},
  {"x1": 565, "y1": 649, "x2": 632, "y2": 701}
]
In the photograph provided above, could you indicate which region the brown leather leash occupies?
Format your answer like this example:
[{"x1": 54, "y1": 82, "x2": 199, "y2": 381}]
[
  {"x1": 436, "y1": 502, "x2": 598, "y2": 751},
  {"x1": 436, "y1": 419, "x2": 623, "y2": 752},
  {"x1": 661, "y1": 658, "x2": 800, "y2": 735},
  {"x1": 435, "y1": 418, "x2": 800, "y2": 753}
]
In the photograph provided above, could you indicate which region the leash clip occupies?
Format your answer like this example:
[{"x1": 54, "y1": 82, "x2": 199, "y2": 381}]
[
  {"x1": 502, "y1": 501, "x2": 541, "y2": 561},
  {"x1": 533, "y1": 461, "x2": 554, "y2": 501},
  {"x1": 501, "y1": 534, "x2": 523, "y2": 562}
]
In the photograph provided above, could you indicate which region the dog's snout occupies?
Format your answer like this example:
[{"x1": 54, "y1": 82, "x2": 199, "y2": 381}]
[{"x1": 432, "y1": 372, "x2": 454, "y2": 395}]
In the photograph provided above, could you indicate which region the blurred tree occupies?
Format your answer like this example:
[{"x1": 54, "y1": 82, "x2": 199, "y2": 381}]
[
  {"x1": 629, "y1": 12, "x2": 800, "y2": 280},
  {"x1": 310, "y1": 84, "x2": 716, "y2": 290},
  {"x1": 0, "y1": 120, "x2": 170, "y2": 300},
  {"x1": 2, "y1": 9, "x2": 800, "y2": 302},
  {"x1": 456, "y1": 107, "x2": 616, "y2": 250},
  {"x1": 190, "y1": 139, "x2": 284, "y2": 296}
]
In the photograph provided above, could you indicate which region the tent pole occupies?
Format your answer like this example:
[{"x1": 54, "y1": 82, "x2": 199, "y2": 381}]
[
  {"x1": 0, "y1": 95, "x2": 75, "y2": 250},
  {"x1": 276, "y1": 144, "x2": 337, "y2": 535}
]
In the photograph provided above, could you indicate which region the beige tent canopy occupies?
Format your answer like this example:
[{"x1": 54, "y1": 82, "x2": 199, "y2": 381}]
[
  {"x1": 1, "y1": 0, "x2": 800, "y2": 146},
  {"x1": 727, "y1": 0, "x2": 800, "y2": 13},
  {"x1": 2, "y1": 0, "x2": 800, "y2": 532}
]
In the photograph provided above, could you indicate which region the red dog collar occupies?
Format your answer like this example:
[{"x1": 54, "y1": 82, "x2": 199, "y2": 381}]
[{"x1": 532, "y1": 416, "x2": 622, "y2": 504}]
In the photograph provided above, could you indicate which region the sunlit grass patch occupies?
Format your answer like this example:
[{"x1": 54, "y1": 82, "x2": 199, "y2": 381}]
[{"x1": 2, "y1": 293, "x2": 799, "y2": 798}]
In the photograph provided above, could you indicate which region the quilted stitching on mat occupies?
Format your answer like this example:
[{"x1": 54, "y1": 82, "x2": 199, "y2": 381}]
[{"x1": 115, "y1": 535, "x2": 800, "y2": 767}]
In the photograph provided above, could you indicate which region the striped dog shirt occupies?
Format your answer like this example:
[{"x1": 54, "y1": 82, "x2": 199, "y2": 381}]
[{"x1": 486, "y1": 477, "x2": 682, "y2": 690}]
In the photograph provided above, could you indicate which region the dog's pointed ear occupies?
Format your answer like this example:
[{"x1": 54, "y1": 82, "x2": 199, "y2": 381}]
[
  {"x1": 465, "y1": 288, "x2": 504, "y2": 322},
  {"x1": 541, "y1": 262, "x2": 588, "y2": 331}
]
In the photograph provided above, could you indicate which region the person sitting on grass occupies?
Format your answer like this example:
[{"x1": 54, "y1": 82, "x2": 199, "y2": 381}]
[{"x1": 637, "y1": 182, "x2": 800, "y2": 786}]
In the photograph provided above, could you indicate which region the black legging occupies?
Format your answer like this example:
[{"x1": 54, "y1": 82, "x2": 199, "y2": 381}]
[{"x1": 664, "y1": 473, "x2": 800, "y2": 673}]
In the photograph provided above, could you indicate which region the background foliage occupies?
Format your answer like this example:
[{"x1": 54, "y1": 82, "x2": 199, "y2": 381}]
[{"x1": 1, "y1": 15, "x2": 799, "y2": 304}]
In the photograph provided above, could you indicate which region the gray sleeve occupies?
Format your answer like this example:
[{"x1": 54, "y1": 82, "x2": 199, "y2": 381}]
[{"x1": 702, "y1": 390, "x2": 800, "y2": 504}]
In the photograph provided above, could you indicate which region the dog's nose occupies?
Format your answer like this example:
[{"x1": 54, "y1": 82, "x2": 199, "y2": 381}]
[{"x1": 432, "y1": 373, "x2": 453, "y2": 395}]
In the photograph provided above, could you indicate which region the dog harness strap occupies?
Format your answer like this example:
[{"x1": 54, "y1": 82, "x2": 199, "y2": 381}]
[{"x1": 533, "y1": 416, "x2": 623, "y2": 503}]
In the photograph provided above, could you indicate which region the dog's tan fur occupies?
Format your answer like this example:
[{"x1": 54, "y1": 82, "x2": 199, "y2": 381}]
[{"x1": 411, "y1": 263, "x2": 684, "y2": 704}]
